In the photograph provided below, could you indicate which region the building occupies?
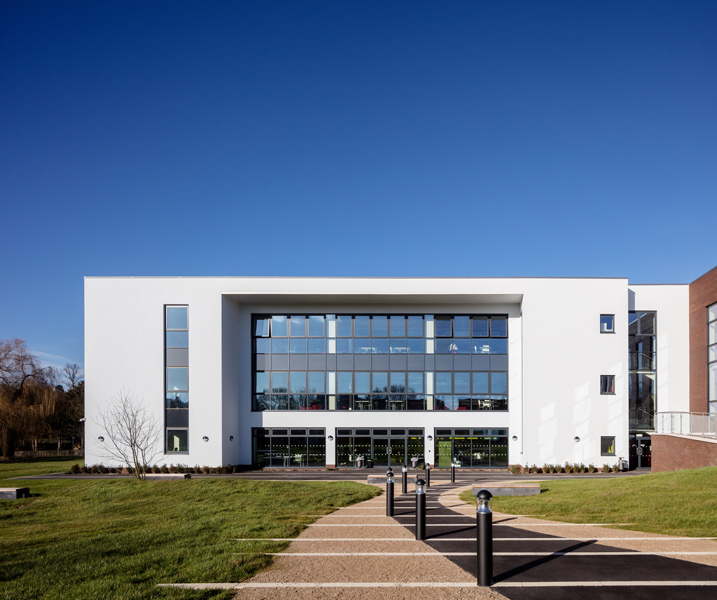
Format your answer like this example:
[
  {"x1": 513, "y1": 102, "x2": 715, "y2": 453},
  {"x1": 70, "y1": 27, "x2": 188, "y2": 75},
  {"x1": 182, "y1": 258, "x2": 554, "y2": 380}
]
[{"x1": 84, "y1": 271, "x2": 717, "y2": 470}]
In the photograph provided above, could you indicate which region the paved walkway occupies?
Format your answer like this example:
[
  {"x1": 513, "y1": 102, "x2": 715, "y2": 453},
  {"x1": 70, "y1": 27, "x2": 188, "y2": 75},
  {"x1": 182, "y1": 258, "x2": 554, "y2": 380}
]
[{"x1": 158, "y1": 481, "x2": 717, "y2": 600}]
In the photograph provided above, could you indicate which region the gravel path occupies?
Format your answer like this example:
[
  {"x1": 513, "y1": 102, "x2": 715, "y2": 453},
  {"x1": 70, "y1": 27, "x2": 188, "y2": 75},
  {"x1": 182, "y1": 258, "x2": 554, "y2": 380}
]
[{"x1": 235, "y1": 482, "x2": 506, "y2": 600}]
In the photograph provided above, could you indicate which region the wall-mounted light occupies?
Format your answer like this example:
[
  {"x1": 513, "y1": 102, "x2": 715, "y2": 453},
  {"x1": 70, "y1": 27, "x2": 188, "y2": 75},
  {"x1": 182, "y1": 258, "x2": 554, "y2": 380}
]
[
  {"x1": 574, "y1": 436, "x2": 580, "y2": 443},
  {"x1": 427, "y1": 435, "x2": 433, "y2": 441},
  {"x1": 229, "y1": 435, "x2": 234, "y2": 442},
  {"x1": 202, "y1": 436, "x2": 209, "y2": 442},
  {"x1": 512, "y1": 435, "x2": 518, "y2": 442},
  {"x1": 328, "y1": 435, "x2": 334, "y2": 442},
  {"x1": 97, "y1": 436, "x2": 104, "y2": 442}
]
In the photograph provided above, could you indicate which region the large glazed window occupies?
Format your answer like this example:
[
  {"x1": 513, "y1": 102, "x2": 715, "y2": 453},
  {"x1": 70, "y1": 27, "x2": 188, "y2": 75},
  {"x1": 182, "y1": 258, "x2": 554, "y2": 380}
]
[
  {"x1": 252, "y1": 314, "x2": 509, "y2": 412},
  {"x1": 166, "y1": 306, "x2": 188, "y2": 452},
  {"x1": 709, "y1": 303, "x2": 716, "y2": 415},
  {"x1": 434, "y1": 428, "x2": 508, "y2": 468},
  {"x1": 252, "y1": 428, "x2": 326, "y2": 467},
  {"x1": 628, "y1": 311, "x2": 656, "y2": 430}
]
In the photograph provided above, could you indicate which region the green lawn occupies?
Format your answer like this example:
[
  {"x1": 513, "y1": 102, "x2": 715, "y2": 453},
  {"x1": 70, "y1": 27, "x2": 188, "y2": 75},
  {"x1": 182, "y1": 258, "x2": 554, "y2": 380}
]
[
  {"x1": 460, "y1": 467, "x2": 717, "y2": 538},
  {"x1": 0, "y1": 459, "x2": 380, "y2": 600}
]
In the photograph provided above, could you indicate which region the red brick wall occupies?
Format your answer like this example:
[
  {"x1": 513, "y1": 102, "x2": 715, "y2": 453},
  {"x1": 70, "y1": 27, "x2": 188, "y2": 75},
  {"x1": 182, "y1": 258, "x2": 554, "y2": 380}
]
[
  {"x1": 652, "y1": 434, "x2": 717, "y2": 472},
  {"x1": 689, "y1": 266, "x2": 717, "y2": 413}
]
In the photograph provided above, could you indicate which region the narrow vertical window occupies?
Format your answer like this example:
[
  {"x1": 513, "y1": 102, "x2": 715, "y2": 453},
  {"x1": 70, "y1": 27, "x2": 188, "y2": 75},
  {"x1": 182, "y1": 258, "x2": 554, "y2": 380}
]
[{"x1": 166, "y1": 305, "x2": 188, "y2": 453}]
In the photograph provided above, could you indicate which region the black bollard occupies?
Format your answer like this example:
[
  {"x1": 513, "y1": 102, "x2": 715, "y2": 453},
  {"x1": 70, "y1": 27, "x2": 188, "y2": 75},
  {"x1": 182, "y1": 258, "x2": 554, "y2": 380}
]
[
  {"x1": 451, "y1": 462, "x2": 456, "y2": 483},
  {"x1": 476, "y1": 489, "x2": 493, "y2": 587},
  {"x1": 386, "y1": 468, "x2": 394, "y2": 517},
  {"x1": 402, "y1": 464, "x2": 408, "y2": 495},
  {"x1": 415, "y1": 478, "x2": 426, "y2": 540},
  {"x1": 426, "y1": 462, "x2": 431, "y2": 488}
]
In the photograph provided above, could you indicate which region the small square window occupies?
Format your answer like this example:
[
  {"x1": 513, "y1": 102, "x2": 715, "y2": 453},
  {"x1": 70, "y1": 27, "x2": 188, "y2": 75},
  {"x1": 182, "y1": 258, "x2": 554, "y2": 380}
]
[
  {"x1": 601, "y1": 436, "x2": 615, "y2": 456},
  {"x1": 600, "y1": 315, "x2": 614, "y2": 333},
  {"x1": 600, "y1": 375, "x2": 615, "y2": 395}
]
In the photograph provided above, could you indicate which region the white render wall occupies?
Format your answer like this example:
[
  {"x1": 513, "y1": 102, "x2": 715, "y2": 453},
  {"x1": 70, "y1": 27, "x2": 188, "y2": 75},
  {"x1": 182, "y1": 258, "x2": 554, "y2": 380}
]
[
  {"x1": 84, "y1": 276, "x2": 681, "y2": 469},
  {"x1": 629, "y1": 284, "x2": 690, "y2": 413}
]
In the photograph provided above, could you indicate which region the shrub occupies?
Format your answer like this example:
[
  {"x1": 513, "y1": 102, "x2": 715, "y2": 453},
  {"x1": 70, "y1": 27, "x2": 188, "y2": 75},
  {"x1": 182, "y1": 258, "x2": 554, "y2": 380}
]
[
  {"x1": 509, "y1": 464, "x2": 523, "y2": 475},
  {"x1": 69, "y1": 463, "x2": 81, "y2": 474},
  {"x1": 202, "y1": 466, "x2": 211, "y2": 474},
  {"x1": 602, "y1": 464, "x2": 612, "y2": 473},
  {"x1": 160, "y1": 464, "x2": 169, "y2": 474},
  {"x1": 542, "y1": 464, "x2": 552, "y2": 474},
  {"x1": 575, "y1": 463, "x2": 586, "y2": 473},
  {"x1": 588, "y1": 464, "x2": 596, "y2": 473},
  {"x1": 563, "y1": 462, "x2": 573, "y2": 473},
  {"x1": 529, "y1": 464, "x2": 539, "y2": 473},
  {"x1": 169, "y1": 464, "x2": 178, "y2": 474},
  {"x1": 151, "y1": 465, "x2": 161, "y2": 473}
]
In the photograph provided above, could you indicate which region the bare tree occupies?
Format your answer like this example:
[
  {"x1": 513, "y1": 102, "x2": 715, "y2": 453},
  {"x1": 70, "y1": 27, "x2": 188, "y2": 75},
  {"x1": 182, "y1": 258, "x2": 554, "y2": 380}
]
[
  {"x1": 98, "y1": 391, "x2": 162, "y2": 480},
  {"x1": 63, "y1": 363, "x2": 83, "y2": 391},
  {"x1": 0, "y1": 339, "x2": 55, "y2": 457}
]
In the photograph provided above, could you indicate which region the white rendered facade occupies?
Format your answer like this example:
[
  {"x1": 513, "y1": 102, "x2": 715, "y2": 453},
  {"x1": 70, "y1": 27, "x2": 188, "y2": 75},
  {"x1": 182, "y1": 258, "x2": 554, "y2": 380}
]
[{"x1": 84, "y1": 277, "x2": 691, "y2": 469}]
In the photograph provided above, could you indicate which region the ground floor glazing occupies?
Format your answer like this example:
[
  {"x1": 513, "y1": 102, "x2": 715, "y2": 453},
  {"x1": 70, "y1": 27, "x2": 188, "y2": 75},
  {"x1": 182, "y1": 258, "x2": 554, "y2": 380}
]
[{"x1": 252, "y1": 426, "x2": 510, "y2": 468}]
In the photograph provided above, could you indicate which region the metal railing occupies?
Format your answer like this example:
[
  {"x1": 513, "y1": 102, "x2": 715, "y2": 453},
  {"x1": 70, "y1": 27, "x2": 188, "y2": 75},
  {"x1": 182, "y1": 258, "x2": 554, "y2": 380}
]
[{"x1": 655, "y1": 412, "x2": 716, "y2": 439}]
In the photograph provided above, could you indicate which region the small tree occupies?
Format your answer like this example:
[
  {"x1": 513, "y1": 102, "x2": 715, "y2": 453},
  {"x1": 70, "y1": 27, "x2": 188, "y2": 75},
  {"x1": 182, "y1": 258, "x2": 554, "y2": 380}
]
[{"x1": 98, "y1": 391, "x2": 161, "y2": 480}]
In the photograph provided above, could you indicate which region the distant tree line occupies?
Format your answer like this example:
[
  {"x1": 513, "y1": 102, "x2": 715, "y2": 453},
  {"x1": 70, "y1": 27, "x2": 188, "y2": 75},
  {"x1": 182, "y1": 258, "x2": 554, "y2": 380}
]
[{"x1": 0, "y1": 339, "x2": 84, "y2": 458}]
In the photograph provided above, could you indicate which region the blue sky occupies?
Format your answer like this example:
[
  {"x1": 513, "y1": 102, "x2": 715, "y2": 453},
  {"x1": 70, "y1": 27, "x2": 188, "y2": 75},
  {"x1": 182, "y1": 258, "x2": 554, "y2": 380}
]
[{"x1": 1, "y1": 1, "x2": 715, "y2": 371}]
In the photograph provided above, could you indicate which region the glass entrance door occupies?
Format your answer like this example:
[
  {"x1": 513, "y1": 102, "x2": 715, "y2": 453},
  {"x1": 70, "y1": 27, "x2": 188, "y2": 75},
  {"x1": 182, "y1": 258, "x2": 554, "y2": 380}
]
[
  {"x1": 373, "y1": 438, "x2": 389, "y2": 466},
  {"x1": 389, "y1": 438, "x2": 405, "y2": 467}
]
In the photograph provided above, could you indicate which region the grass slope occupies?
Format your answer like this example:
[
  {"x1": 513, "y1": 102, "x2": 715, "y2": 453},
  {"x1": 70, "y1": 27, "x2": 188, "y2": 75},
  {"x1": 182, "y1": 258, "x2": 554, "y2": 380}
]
[
  {"x1": 0, "y1": 459, "x2": 379, "y2": 600},
  {"x1": 460, "y1": 467, "x2": 717, "y2": 538}
]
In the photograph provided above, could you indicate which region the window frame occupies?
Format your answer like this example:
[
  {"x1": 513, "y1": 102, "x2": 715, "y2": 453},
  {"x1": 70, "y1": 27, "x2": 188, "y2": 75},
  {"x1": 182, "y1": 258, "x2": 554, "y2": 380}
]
[
  {"x1": 600, "y1": 314, "x2": 615, "y2": 334},
  {"x1": 600, "y1": 375, "x2": 615, "y2": 395}
]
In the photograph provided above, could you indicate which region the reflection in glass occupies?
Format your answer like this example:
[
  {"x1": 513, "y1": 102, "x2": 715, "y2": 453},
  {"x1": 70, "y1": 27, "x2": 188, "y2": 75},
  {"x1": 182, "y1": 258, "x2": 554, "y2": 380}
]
[
  {"x1": 166, "y1": 331, "x2": 188, "y2": 348},
  {"x1": 454, "y1": 372, "x2": 470, "y2": 394},
  {"x1": 354, "y1": 316, "x2": 370, "y2": 337},
  {"x1": 407, "y1": 316, "x2": 423, "y2": 337},
  {"x1": 255, "y1": 338, "x2": 271, "y2": 354},
  {"x1": 372, "y1": 372, "x2": 388, "y2": 392},
  {"x1": 372, "y1": 316, "x2": 388, "y2": 337},
  {"x1": 166, "y1": 306, "x2": 188, "y2": 330},
  {"x1": 491, "y1": 372, "x2": 507, "y2": 394},
  {"x1": 272, "y1": 372, "x2": 288, "y2": 393},
  {"x1": 489, "y1": 339, "x2": 508, "y2": 354},
  {"x1": 167, "y1": 367, "x2": 188, "y2": 391},
  {"x1": 308, "y1": 315, "x2": 325, "y2": 337},
  {"x1": 166, "y1": 392, "x2": 189, "y2": 408},
  {"x1": 290, "y1": 316, "x2": 306, "y2": 337},
  {"x1": 308, "y1": 372, "x2": 325, "y2": 393},
  {"x1": 407, "y1": 338, "x2": 424, "y2": 353},
  {"x1": 308, "y1": 338, "x2": 326, "y2": 353},
  {"x1": 472, "y1": 317, "x2": 488, "y2": 337},
  {"x1": 256, "y1": 372, "x2": 270, "y2": 394},
  {"x1": 372, "y1": 338, "x2": 389, "y2": 354},
  {"x1": 490, "y1": 317, "x2": 507, "y2": 337},
  {"x1": 436, "y1": 372, "x2": 452, "y2": 394},
  {"x1": 407, "y1": 372, "x2": 423, "y2": 394},
  {"x1": 336, "y1": 339, "x2": 353, "y2": 353},
  {"x1": 355, "y1": 372, "x2": 371, "y2": 394},
  {"x1": 337, "y1": 315, "x2": 353, "y2": 337},
  {"x1": 453, "y1": 316, "x2": 470, "y2": 337},
  {"x1": 255, "y1": 317, "x2": 270, "y2": 337},
  {"x1": 435, "y1": 316, "x2": 452, "y2": 337},
  {"x1": 390, "y1": 316, "x2": 405, "y2": 337},
  {"x1": 290, "y1": 372, "x2": 307, "y2": 394},
  {"x1": 272, "y1": 338, "x2": 289, "y2": 353},
  {"x1": 271, "y1": 316, "x2": 287, "y2": 336},
  {"x1": 337, "y1": 372, "x2": 353, "y2": 393},
  {"x1": 167, "y1": 429, "x2": 188, "y2": 452},
  {"x1": 290, "y1": 338, "x2": 307, "y2": 353},
  {"x1": 389, "y1": 338, "x2": 407, "y2": 354}
]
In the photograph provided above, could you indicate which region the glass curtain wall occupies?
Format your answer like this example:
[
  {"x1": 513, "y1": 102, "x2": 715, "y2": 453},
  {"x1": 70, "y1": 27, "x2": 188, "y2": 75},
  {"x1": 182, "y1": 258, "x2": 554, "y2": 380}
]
[
  {"x1": 253, "y1": 428, "x2": 326, "y2": 467},
  {"x1": 434, "y1": 429, "x2": 508, "y2": 468},
  {"x1": 253, "y1": 314, "x2": 508, "y2": 412},
  {"x1": 629, "y1": 311, "x2": 657, "y2": 430}
]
